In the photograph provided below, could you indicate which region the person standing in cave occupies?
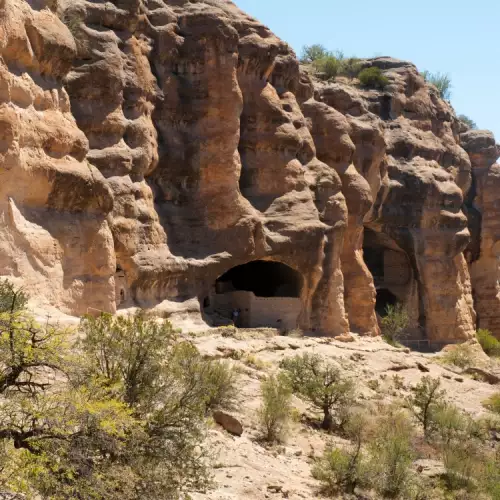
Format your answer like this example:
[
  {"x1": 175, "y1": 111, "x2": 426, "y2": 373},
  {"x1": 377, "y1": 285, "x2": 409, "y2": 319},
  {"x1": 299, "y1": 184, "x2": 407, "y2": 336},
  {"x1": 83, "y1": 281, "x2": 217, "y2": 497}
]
[{"x1": 232, "y1": 308, "x2": 241, "y2": 327}]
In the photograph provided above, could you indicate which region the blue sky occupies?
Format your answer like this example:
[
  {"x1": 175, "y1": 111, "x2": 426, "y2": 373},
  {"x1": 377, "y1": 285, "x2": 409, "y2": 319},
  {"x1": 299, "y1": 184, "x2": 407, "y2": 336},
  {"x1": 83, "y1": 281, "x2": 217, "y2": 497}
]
[{"x1": 236, "y1": 0, "x2": 499, "y2": 141}]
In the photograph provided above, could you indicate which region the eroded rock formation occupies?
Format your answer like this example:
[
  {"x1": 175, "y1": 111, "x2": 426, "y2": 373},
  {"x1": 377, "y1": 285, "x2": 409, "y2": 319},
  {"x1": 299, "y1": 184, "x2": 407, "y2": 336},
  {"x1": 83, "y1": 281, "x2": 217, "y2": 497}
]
[{"x1": 0, "y1": 0, "x2": 498, "y2": 343}]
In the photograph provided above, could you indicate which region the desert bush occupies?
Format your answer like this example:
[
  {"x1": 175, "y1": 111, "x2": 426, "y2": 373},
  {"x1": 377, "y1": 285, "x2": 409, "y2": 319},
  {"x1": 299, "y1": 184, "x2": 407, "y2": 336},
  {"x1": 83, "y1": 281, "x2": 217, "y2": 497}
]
[
  {"x1": 0, "y1": 304, "x2": 214, "y2": 499},
  {"x1": 312, "y1": 412, "x2": 370, "y2": 495},
  {"x1": 458, "y1": 114, "x2": 477, "y2": 130},
  {"x1": 258, "y1": 373, "x2": 292, "y2": 443},
  {"x1": 392, "y1": 374, "x2": 405, "y2": 390},
  {"x1": 341, "y1": 57, "x2": 362, "y2": 79},
  {"x1": 357, "y1": 67, "x2": 389, "y2": 89},
  {"x1": 441, "y1": 438, "x2": 484, "y2": 492},
  {"x1": 476, "y1": 328, "x2": 500, "y2": 357},
  {"x1": 313, "y1": 55, "x2": 342, "y2": 80},
  {"x1": 431, "y1": 403, "x2": 486, "y2": 449},
  {"x1": 405, "y1": 376, "x2": 446, "y2": 438},
  {"x1": 424, "y1": 401, "x2": 489, "y2": 493},
  {"x1": 369, "y1": 408, "x2": 416, "y2": 499},
  {"x1": 301, "y1": 44, "x2": 329, "y2": 63},
  {"x1": 483, "y1": 392, "x2": 500, "y2": 414},
  {"x1": 422, "y1": 71, "x2": 452, "y2": 100},
  {"x1": 430, "y1": 403, "x2": 469, "y2": 445},
  {"x1": 203, "y1": 359, "x2": 240, "y2": 412},
  {"x1": 483, "y1": 450, "x2": 500, "y2": 499},
  {"x1": 281, "y1": 353, "x2": 355, "y2": 431},
  {"x1": 380, "y1": 303, "x2": 409, "y2": 346},
  {"x1": 243, "y1": 353, "x2": 268, "y2": 371},
  {"x1": 440, "y1": 343, "x2": 477, "y2": 370}
]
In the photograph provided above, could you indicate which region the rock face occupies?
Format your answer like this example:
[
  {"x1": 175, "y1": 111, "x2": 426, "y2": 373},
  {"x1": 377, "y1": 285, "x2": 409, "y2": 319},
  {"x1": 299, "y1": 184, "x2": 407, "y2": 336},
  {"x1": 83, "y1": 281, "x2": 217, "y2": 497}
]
[{"x1": 0, "y1": 0, "x2": 498, "y2": 343}]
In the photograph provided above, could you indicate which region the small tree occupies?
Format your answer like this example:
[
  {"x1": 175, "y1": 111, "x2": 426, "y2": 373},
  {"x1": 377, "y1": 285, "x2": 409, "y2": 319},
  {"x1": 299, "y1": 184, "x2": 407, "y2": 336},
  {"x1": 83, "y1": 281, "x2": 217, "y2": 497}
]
[
  {"x1": 422, "y1": 71, "x2": 452, "y2": 100},
  {"x1": 380, "y1": 303, "x2": 409, "y2": 346},
  {"x1": 301, "y1": 44, "x2": 329, "y2": 63},
  {"x1": 312, "y1": 412, "x2": 370, "y2": 495},
  {"x1": 357, "y1": 67, "x2": 389, "y2": 89},
  {"x1": 405, "y1": 376, "x2": 446, "y2": 438},
  {"x1": 369, "y1": 408, "x2": 416, "y2": 499},
  {"x1": 313, "y1": 55, "x2": 342, "y2": 80},
  {"x1": 0, "y1": 302, "x2": 214, "y2": 499},
  {"x1": 280, "y1": 353, "x2": 355, "y2": 431},
  {"x1": 258, "y1": 373, "x2": 292, "y2": 443},
  {"x1": 458, "y1": 114, "x2": 477, "y2": 130}
]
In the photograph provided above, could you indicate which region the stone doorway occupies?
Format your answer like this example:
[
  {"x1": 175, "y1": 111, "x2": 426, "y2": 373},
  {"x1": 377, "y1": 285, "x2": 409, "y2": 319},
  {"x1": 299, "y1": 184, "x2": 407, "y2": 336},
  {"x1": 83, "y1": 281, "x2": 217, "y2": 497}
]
[{"x1": 205, "y1": 261, "x2": 303, "y2": 329}]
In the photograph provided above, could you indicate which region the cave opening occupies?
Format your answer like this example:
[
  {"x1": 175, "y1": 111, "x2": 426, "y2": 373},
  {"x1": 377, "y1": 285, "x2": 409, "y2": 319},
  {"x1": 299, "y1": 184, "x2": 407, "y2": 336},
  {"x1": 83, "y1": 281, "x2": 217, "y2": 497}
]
[
  {"x1": 375, "y1": 288, "x2": 398, "y2": 317},
  {"x1": 205, "y1": 260, "x2": 303, "y2": 329},
  {"x1": 363, "y1": 228, "x2": 413, "y2": 320},
  {"x1": 215, "y1": 260, "x2": 302, "y2": 298}
]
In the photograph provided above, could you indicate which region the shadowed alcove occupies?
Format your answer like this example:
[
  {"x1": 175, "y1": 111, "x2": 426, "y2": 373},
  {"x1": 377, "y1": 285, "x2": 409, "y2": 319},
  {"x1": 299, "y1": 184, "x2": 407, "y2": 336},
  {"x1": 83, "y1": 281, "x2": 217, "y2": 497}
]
[
  {"x1": 204, "y1": 261, "x2": 303, "y2": 329},
  {"x1": 363, "y1": 228, "x2": 412, "y2": 317}
]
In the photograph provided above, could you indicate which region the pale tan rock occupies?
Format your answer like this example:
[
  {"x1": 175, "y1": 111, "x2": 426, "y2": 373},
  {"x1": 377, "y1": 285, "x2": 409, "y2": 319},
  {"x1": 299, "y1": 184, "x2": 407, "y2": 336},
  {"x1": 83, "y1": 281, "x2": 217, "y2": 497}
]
[{"x1": 0, "y1": 0, "x2": 115, "y2": 315}]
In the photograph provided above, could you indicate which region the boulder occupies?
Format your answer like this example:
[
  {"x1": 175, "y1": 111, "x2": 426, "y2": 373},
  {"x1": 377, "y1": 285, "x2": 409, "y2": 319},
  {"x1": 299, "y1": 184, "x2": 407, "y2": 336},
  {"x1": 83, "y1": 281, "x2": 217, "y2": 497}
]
[{"x1": 213, "y1": 411, "x2": 244, "y2": 436}]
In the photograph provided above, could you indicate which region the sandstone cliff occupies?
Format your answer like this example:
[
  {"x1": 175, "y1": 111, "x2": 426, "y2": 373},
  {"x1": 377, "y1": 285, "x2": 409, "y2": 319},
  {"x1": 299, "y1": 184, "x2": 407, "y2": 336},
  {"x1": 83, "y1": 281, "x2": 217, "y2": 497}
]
[{"x1": 0, "y1": 0, "x2": 498, "y2": 343}]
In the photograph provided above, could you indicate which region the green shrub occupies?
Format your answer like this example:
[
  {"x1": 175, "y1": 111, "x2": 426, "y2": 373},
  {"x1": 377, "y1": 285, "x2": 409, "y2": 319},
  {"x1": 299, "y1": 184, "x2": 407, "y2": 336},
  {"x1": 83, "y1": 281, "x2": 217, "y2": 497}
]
[
  {"x1": 204, "y1": 359, "x2": 240, "y2": 412},
  {"x1": 258, "y1": 373, "x2": 292, "y2": 443},
  {"x1": 357, "y1": 67, "x2": 389, "y2": 89},
  {"x1": 243, "y1": 353, "x2": 268, "y2": 371},
  {"x1": 483, "y1": 450, "x2": 500, "y2": 499},
  {"x1": 380, "y1": 303, "x2": 409, "y2": 346},
  {"x1": 440, "y1": 343, "x2": 477, "y2": 370},
  {"x1": 312, "y1": 412, "x2": 370, "y2": 495},
  {"x1": 301, "y1": 44, "x2": 329, "y2": 63},
  {"x1": 369, "y1": 408, "x2": 416, "y2": 499},
  {"x1": 483, "y1": 392, "x2": 500, "y2": 415},
  {"x1": 0, "y1": 278, "x2": 28, "y2": 313},
  {"x1": 0, "y1": 298, "x2": 213, "y2": 499},
  {"x1": 476, "y1": 328, "x2": 500, "y2": 357},
  {"x1": 281, "y1": 353, "x2": 355, "y2": 431},
  {"x1": 458, "y1": 114, "x2": 477, "y2": 130},
  {"x1": 313, "y1": 55, "x2": 342, "y2": 80},
  {"x1": 340, "y1": 57, "x2": 362, "y2": 79},
  {"x1": 422, "y1": 71, "x2": 452, "y2": 100},
  {"x1": 430, "y1": 403, "x2": 469, "y2": 445},
  {"x1": 441, "y1": 438, "x2": 484, "y2": 492},
  {"x1": 405, "y1": 376, "x2": 446, "y2": 438}
]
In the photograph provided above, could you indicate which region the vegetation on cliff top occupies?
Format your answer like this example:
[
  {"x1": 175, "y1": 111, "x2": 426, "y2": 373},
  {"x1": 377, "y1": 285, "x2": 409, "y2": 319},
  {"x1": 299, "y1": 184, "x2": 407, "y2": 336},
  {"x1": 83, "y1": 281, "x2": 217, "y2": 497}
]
[{"x1": 302, "y1": 44, "x2": 480, "y2": 127}]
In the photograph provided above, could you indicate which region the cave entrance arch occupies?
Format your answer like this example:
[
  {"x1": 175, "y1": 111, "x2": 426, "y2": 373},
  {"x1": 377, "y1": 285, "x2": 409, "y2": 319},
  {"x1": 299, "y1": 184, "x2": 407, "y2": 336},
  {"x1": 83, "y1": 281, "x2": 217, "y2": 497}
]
[
  {"x1": 363, "y1": 228, "x2": 413, "y2": 318},
  {"x1": 204, "y1": 261, "x2": 303, "y2": 330}
]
